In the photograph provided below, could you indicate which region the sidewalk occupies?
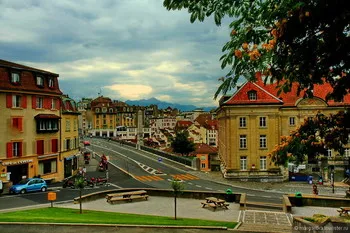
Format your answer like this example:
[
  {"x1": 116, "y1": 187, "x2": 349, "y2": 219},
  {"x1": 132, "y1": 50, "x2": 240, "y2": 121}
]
[{"x1": 189, "y1": 171, "x2": 350, "y2": 197}]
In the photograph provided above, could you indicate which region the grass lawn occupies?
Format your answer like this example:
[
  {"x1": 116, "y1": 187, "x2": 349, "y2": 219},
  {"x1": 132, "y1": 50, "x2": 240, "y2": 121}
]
[{"x1": 0, "y1": 207, "x2": 237, "y2": 228}]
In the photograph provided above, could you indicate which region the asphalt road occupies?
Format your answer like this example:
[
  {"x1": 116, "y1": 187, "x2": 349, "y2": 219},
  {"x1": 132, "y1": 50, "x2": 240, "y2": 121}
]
[{"x1": 0, "y1": 138, "x2": 284, "y2": 211}]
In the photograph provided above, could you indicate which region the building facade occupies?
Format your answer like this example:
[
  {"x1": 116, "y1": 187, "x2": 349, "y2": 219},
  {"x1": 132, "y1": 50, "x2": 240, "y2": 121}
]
[
  {"x1": 217, "y1": 77, "x2": 350, "y2": 180},
  {"x1": 0, "y1": 59, "x2": 62, "y2": 184},
  {"x1": 60, "y1": 95, "x2": 80, "y2": 178}
]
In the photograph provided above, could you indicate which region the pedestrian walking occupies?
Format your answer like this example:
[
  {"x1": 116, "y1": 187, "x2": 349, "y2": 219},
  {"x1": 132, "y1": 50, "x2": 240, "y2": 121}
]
[{"x1": 83, "y1": 166, "x2": 87, "y2": 176}]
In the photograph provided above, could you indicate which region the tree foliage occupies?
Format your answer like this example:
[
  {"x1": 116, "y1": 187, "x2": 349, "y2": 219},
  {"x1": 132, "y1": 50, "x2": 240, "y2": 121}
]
[
  {"x1": 74, "y1": 175, "x2": 86, "y2": 214},
  {"x1": 171, "y1": 131, "x2": 195, "y2": 156},
  {"x1": 163, "y1": 0, "x2": 349, "y2": 101},
  {"x1": 270, "y1": 110, "x2": 350, "y2": 165},
  {"x1": 164, "y1": 0, "x2": 350, "y2": 166},
  {"x1": 171, "y1": 178, "x2": 185, "y2": 220}
]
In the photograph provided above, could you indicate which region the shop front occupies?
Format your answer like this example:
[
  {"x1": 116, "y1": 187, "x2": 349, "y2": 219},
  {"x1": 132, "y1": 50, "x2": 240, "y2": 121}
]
[
  {"x1": 64, "y1": 155, "x2": 78, "y2": 178},
  {"x1": 37, "y1": 155, "x2": 58, "y2": 182},
  {"x1": 1, "y1": 159, "x2": 33, "y2": 185}
]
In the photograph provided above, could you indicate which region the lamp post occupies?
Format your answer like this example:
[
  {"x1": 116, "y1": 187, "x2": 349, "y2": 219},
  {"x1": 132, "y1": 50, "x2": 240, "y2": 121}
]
[{"x1": 331, "y1": 169, "x2": 334, "y2": 193}]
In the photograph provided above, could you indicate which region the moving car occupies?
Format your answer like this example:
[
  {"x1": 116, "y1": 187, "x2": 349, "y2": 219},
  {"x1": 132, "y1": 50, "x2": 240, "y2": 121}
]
[{"x1": 9, "y1": 178, "x2": 47, "y2": 194}]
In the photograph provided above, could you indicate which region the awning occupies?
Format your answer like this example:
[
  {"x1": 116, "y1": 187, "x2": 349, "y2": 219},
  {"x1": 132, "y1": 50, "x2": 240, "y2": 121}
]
[
  {"x1": 64, "y1": 155, "x2": 77, "y2": 161},
  {"x1": 83, "y1": 141, "x2": 90, "y2": 146},
  {"x1": 35, "y1": 114, "x2": 61, "y2": 119}
]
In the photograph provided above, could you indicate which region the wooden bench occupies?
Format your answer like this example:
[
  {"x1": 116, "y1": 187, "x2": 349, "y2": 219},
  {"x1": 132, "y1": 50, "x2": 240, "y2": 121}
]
[
  {"x1": 337, "y1": 207, "x2": 350, "y2": 216},
  {"x1": 106, "y1": 190, "x2": 148, "y2": 204},
  {"x1": 201, "y1": 197, "x2": 229, "y2": 211}
]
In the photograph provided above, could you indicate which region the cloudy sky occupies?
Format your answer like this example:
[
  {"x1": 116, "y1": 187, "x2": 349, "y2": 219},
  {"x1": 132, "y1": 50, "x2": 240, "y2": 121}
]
[{"x1": 0, "y1": 0, "x2": 233, "y2": 107}]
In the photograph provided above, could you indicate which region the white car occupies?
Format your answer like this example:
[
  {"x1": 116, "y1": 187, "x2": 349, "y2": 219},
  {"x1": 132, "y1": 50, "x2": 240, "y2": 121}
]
[{"x1": 0, "y1": 180, "x2": 3, "y2": 194}]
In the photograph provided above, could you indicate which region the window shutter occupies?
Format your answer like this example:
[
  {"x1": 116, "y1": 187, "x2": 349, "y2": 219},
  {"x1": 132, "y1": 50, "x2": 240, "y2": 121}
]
[
  {"x1": 52, "y1": 139, "x2": 58, "y2": 153},
  {"x1": 32, "y1": 96, "x2": 36, "y2": 109},
  {"x1": 6, "y1": 94, "x2": 12, "y2": 108},
  {"x1": 21, "y1": 95, "x2": 27, "y2": 108},
  {"x1": 19, "y1": 142, "x2": 23, "y2": 157},
  {"x1": 37, "y1": 140, "x2": 44, "y2": 155},
  {"x1": 44, "y1": 98, "x2": 50, "y2": 109},
  {"x1": 56, "y1": 98, "x2": 60, "y2": 110},
  {"x1": 6, "y1": 142, "x2": 13, "y2": 158},
  {"x1": 18, "y1": 118, "x2": 23, "y2": 131}
]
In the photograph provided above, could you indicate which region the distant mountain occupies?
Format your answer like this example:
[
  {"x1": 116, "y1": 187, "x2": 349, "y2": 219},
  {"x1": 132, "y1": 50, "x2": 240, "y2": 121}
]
[{"x1": 125, "y1": 98, "x2": 216, "y2": 112}]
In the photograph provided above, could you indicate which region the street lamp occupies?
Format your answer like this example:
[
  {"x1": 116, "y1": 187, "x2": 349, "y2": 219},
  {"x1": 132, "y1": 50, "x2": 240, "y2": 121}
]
[{"x1": 331, "y1": 169, "x2": 335, "y2": 193}]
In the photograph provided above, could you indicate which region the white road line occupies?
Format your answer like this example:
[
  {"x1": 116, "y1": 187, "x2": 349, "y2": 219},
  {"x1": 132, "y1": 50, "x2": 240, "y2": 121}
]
[
  {"x1": 262, "y1": 195, "x2": 272, "y2": 198},
  {"x1": 205, "y1": 187, "x2": 212, "y2": 190},
  {"x1": 195, "y1": 185, "x2": 202, "y2": 188},
  {"x1": 188, "y1": 182, "x2": 193, "y2": 185},
  {"x1": 247, "y1": 194, "x2": 255, "y2": 196}
]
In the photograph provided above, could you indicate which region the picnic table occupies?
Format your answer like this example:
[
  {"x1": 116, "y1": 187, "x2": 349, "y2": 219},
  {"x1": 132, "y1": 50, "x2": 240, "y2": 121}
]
[
  {"x1": 106, "y1": 190, "x2": 148, "y2": 204},
  {"x1": 201, "y1": 197, "x2": 229, "y2": 211},
  {"x1": 337, "y1": 207, "x2": 350, "y2": 216}
]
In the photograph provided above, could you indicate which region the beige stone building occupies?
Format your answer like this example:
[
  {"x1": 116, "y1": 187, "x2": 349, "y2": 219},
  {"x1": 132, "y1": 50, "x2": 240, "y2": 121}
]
[
  {"x1": 60, "y1": 95, "x2": 80, "y2": 178},
  {"x1": 0, "y1": 59, "x2": 62, "y2": 184},
  {"x1": 217, "y1": 77, "x2": 350, "y2": 181}
]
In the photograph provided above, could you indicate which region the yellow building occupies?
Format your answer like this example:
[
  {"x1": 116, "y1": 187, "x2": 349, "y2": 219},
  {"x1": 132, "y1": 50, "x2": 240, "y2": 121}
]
[
  {"x1": 217, "y1": 78, "x2": 350, "y2": 181},
  {"x1": 0, "y1": 59, "x2": 62, "y2": 185},
  {"x1": 60, "y1": 95, "x2": 80, "y2": 178}
]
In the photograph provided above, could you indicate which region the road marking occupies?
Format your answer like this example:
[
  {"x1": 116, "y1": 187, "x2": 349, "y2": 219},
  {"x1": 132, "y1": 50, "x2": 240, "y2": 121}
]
[
  {"x1": 247, "y1": 194, "x2": 256, "y2": 196},
  {"x1": 195, "y1": 185, "x2": 202, "y2": 188},
  {"x1": 262, "y1": 195, "x2": 272, "y2": 198},
  {"x1": 188, "y1": 182, "x2": 193, "y2": 185},
  {"x1": 205, "y1": 187, "x2": 212, "y2": 190}
]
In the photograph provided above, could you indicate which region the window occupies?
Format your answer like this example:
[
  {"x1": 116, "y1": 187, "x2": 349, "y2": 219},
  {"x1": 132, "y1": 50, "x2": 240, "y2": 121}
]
[
  {"x1": 48, "y1": 78, "x2": 54, "y2": 88},
  {"x1": 345, "y1": 149, "x2": 350, "y2": 157},
  {"x1": 260, "y1": 156, "x2": 267, "y2": 170},
  {"x1": 239, "y1": 117, "x2": 247, "y2": 128},
  {"x1": 36, "y1": 140, "x2": 44, "y2": 155},
  {"x1": 36, "y1": 97, "x2": 43, "y2": 108},
  {"x1": 109, "y1": 108, "x2": 113, "y2": 113},
  {"x1": 66, "y1": 120, "x2": 71, "y2": 132},
  {"x1": 259, "y1": 117, "x2": 267, "y2": 127},
  {"x1": 11, "y1": 73, "x2": 20, "y2": 83},
  {"x1": 12, "y1": 117, "x2": 23, "y2": 131},
  {"x1": 36, "y1": 76, "x2": 44, "y2": 86},
  {"x1": 6, "y1": 142, "x2": 22, "y2": 158},
  {"x1": 327, "y1": 149, "x2": 332, "y2": 157},
  {"x1": 38, "y1": 158, "x2": 57, "y2": 175},
  {"x1": 12, "y1": 95, "x2": 21, "y2": 108},
  {"x1": 201, "y1": 163, "x2": 206, "y2": 168},
  {"x1": 259, "y1": 135, "x2": 267, "y2": 148},
  {"x1": 289, "y1": 117, "x2": 295, "y2": 126},
  {"x1": 240, "y1": 156, "x2": 247, "y2": 170},
  {"x1": 36, "y1": 119, "x2": 59, "y2": 132},
  {"x1": 74, "y1": 119, "x2": 77, "y2": 131},
  {"x1": 51, "y1": 98, "x2": 56, "y2": 109},
  {"x1": 65, "y1": 139, "x2": 71, "y2": 150},
  {"x1": 240, "y1": 135, "x2": 247, "y2": 149},
  {"x1": 248, "y1": 91, "x2": 257, "y2": 100},
  {"x1": 102, "y1": 107, "x2": 107, "y2": 113},
  {"x1": 13, "y1": 142, "x2": 22, "y2": 157}
]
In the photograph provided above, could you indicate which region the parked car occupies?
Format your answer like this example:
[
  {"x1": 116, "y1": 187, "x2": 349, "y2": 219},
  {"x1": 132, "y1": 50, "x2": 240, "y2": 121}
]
[{"x1": 9, "y1": 178, "x2": 47, "y2": 194}]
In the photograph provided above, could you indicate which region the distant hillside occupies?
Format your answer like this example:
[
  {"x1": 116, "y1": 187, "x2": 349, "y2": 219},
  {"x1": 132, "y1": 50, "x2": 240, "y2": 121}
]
[{"x1": 125, "y1": 98, "x2": 216, "y2": 112}]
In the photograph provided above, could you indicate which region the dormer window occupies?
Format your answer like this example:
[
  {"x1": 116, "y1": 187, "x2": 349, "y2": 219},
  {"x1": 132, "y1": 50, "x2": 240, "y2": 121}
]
[
  {"x1": 11, "y1": 73, "x2": 20, "y2": 84},
  {"x1": 109, "y1": 108, "x2": 113, "y2": 113},
  {"x1": 36, "y1": 76, "x2": 44, "y2": 86},
  {"x1": 248, "y1": 90, "x2": 257, "y2": 101},
  {"x1": 95, "y1": 108, "x2": 100, "y2": 113},
  {"x1": 48, "y1": 78, "x2": 54, "y2": 88}
]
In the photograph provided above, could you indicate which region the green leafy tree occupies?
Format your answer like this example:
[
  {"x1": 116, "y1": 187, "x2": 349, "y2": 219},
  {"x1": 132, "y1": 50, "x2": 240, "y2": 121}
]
[
  {"x1": 171, "y1": 131, "x2": 195, "y2": 156},
  {"x1": 164, "y1": 0, "x2": 350, "y2": 165},
  {"x1": 270, "y1": 110, "x2": 350, "y2": 165},
  {"x1": 163, "y1": 0, "x2": 349, "y2": 101},
  {"x1": 171, "y1": 178, "x2": 185, "y2": 220},
  {"x1": 74, "y1": 175, "x2": 86, "y2": 214}
]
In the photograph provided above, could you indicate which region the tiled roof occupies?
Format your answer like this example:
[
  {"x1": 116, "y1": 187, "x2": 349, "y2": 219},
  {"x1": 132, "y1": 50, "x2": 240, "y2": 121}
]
[
  {"x1": 193, "y1": 143, "x2": 218, "y2": 154},
  {"x1": 0, "y1": 59, "x2": 62, "y2": 95},
  {"x1": 194, "y1": 114, "x2": 212, "y2": 125},
  {"x1": 224, "y1": 76, "x2": 350, "y2": 106}
]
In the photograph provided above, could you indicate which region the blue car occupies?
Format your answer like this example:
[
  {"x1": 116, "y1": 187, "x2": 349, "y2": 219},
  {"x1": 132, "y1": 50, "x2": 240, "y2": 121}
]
[{"x1": 9, "y1": 178, "x2": 47, "y2": 194}]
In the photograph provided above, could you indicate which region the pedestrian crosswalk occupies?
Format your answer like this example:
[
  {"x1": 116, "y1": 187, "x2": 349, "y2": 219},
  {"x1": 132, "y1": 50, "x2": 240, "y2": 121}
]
[
  {"x1": 171, "y1": 174, "x2": 199, "y2": 181},
  {"x1": 134, "y1": 173, "x2": 199, "y2": 182}
]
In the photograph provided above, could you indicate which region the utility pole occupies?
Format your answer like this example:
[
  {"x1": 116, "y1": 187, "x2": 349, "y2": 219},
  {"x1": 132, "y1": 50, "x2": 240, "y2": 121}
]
[{"x1": 136, "y1": 109, "x2": 144, "y2": 150}]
